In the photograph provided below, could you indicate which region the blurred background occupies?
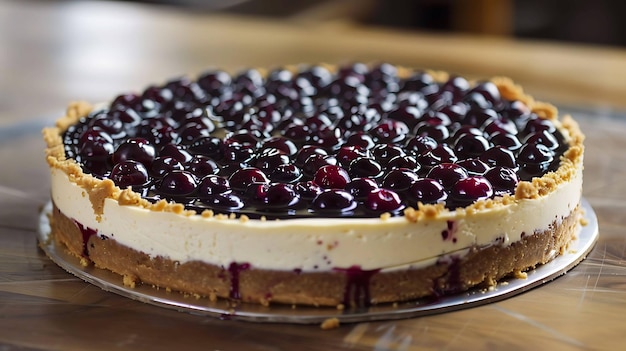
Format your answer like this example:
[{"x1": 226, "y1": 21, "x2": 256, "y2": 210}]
[
  {"x1": 3, "y1": 0, "x2": 626, "y2": 131},
  {"x1": 117, "y1": 0, "x2": 626, "y2": 47}
]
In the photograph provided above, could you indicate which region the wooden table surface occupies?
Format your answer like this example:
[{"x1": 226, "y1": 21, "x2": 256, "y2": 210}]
[{"x1": 2, "y1": 1, "x2": 626, "y2": 350}]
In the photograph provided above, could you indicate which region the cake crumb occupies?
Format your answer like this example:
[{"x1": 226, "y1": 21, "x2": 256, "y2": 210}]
[
  {"x1": 209, "y1": 293, "x2": 217, "y2": 302},
  {"x1": 229, "y1": 213, "x2": 236, "y2": 220},
  {"x1": 380, "y1": 212, "x2": 391, "y2": 220},
  {"x1": 240, "y1": 214, "x2": 250, "y2": 223},
  {"x1": 392, "y1": 302, "x2": 399, "y2": 308},
  {"x1": 201, "y1": 209, "x2": 215, "y2": 218},
  {"x1": 123, "y1": 275, "x2": 137, "y2": 288},
  {"x1": 336, "y1": 304, "x2": 345, "y2": 310},
  {"x1": 79, "y1": 257, "x2": 89, "y2": 267},
  {"x1": 580, "y1": 216, "x2": 589, "y2": 226},
  {"x1": 513, "y1": 270, "x2": 528, "y2": 279},
  {"x1": 260, "y1": 216, "x2": 267, "y2": 222},
  {"x1": 320, "y1": 317, "x2": 340, "y2": 330}
]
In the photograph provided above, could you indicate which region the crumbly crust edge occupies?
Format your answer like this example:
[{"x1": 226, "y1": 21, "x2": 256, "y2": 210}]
[{"x1": 42, "y1": 67, "x2": 585, "y2": 222}]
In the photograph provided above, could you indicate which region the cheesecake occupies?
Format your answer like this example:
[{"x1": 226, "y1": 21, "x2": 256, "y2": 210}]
[{"x1": 42, "y1": 63, "x2": 584, "y2": 307}]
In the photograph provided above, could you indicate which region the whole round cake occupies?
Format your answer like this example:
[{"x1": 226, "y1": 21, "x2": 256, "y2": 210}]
[{"x1": 43, "y1": 63, "x2": 584, "y2": 308}]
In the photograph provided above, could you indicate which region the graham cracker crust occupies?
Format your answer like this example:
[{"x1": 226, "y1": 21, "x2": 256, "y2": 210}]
[{"x1": 48, "y1": 202, "x2": 580, "y2": 307}]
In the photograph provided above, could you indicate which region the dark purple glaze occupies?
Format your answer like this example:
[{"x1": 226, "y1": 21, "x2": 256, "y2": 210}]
[
  {"x1": 334, "y1": 265, "x2": 380, "y2": 307},
  {"x1": 227, "y1": 262, "x2": 251, "y2": 300},
  {"x1": 72, "y1": 220, "x2": 98, "y2": 256},
  {"x1": 441, "y1": 220, "x2": 458, "y2": 243}
]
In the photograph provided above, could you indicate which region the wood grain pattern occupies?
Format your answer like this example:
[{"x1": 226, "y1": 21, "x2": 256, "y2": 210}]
[{"x1": 1, "y1": 1, "x2": 625, "y2": 350}]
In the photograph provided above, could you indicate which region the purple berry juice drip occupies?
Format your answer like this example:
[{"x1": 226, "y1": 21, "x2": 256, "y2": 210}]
[
  {"x1": 228, "y1": 262, "x2": 251, "y2": 300},
  {"x1": 73, "y1": 220, "x2": 97, "y2": 256},
  {"x1": 435, "y1": 255, "x2": 462, "y2": 295},
  {"x1": 334, "y1": 265, "x2": 380, "y2": 307},
  {"x1": 441, "y1": 220, "x2": 458, "y2": 243}
]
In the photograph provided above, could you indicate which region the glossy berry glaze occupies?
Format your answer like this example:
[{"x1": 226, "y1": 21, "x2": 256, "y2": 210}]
[{"x1": 62, "y1": 63, "x2": 567, "y2": 219}]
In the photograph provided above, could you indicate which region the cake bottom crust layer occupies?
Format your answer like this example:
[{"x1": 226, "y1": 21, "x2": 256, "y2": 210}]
[{"x1": 48, "y1": 202, "x2": 580, "y2": 307}]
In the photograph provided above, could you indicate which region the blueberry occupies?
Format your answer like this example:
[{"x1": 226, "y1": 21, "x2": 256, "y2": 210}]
[
  {"x1": 202, "y1": 193, "x2": 244, "y2": 210},
  {"x1": 151, "y1": 156, "x2": 184, "y2": 177},
  {"x1": 336, "y1": 146, "x2": 369, "y2": 168},
  {"x1": 159, "y1": 143, "x2": 193, "y2": 163},
  {"x1": 295, "y1": 145, "x2": 328, "y2": 167},
  {"x1": 197, "y1": 70, "x2": 232, "y2": 95},
  {"x1": 314, "y1": 165, "x2": 351, "y2": 189},
  {"x1": 479, "y1": 147, "x2": 517, "y2": 169},
  {"x1": 522, "y1": 130, "x2": 560, "y2": 150},
  {"x1": 365, "y1": 189, "x2": 404, "y2": 212},
  {"x1": 186, "y1": 155, "x2": 219, "y2": 177},
  {"x1": 348, "y1": 157, "x2": 383, "y2": 179},
  {"x1": 489, "y1": 131, "x2": 522, "y2": 151},
  {"x1": 268, "y1": 163, "x2": 302, "y2": 183},
  {"x1": 112, "y1": 138, "x2": 156, "y2": 166},
  {"x1": 448, "y1": 176, "x2": 494, "y2": 208},
  {"x1": 253, "y1": 148, "x2": 291, "y2": 173},
  {"x1": 405, "y1": 135, "x2": 437, "y2": 155},
  {"x1": 311, "y1": 189, "x2": 357, "y2": 213},
  {"x1": 302, "y1": 154, "x2": 338, "y2": 177},
  {"x1": 345, "y1": 132, "x2": 376, "y2": 149},
  {"x1": 78, "y1": 138, "x2": 114, "y2": 161},
  {"x1": 229, "y1": 168, "x2": 270, "y2": 192},
  {"x1": 453, "y1": 134, "x2": 491, "y2": 159},
  {"x1": 455, "y1": 158, "x2": 490, "y2": 176},
  {"x1": 408, "y1": 178, "x2": 447, "y2": 204},
  {"x1": 110, "y1": 160, "x2": 149, "y2": 188},
  {"x1": 427, "y1": 163, "x2": 469, "y2": 189},
  {"x1": 369, "y1": 120, "x2": 410, "y2": 144},
  {"x1": 295, "y1": 180, "x2": 323, "y2": 200},
  {"x1": 260, "y1": 136, "x2": 298, "y2": 156},
  {"x1": 382, "y1": 169, "x2": 419, "y2": 192},
  {"x1": 198, "y1": 175, "x2": 231, "y2": 197},
  {"x1": 484, "y1": 167, "x2": 519, "y2": 195},
  {"x1": 345, "y1": 178, "x2": 379, "y2": 200},
  {"x1": 386, "y1": 105, "x2": 421, "y2": 130},
  {"x1": 254, "y1": 183, "x2": 300, "y2": 209},
  {"x1": 467, "y1": 81, "x2": 501, "y2": 107},
  {"x1": 188, "y1": 136, "x2": 223, "y2": 159},
  {"x1": 158, "y1": 170, "x2": 198, "y2": 196}
]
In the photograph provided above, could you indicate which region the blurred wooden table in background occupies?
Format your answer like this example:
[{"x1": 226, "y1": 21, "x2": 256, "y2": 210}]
[{"x1": 1, "y1": 1, "x2": 626, "y2": 350}]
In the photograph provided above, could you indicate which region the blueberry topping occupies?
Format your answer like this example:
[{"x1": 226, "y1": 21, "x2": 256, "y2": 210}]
[{"x1": 62, "y1": 63, "x2": 570, "y2": 219}]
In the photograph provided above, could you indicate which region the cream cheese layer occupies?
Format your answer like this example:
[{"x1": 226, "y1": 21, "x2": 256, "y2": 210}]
[{"x1": 50, "y1": 165, "x2": 582, "y2": 272}]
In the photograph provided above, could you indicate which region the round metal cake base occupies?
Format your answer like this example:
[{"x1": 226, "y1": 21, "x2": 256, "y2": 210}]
[{"x1": 37, "y1": 199, "x2": 598, "y2": 324}]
